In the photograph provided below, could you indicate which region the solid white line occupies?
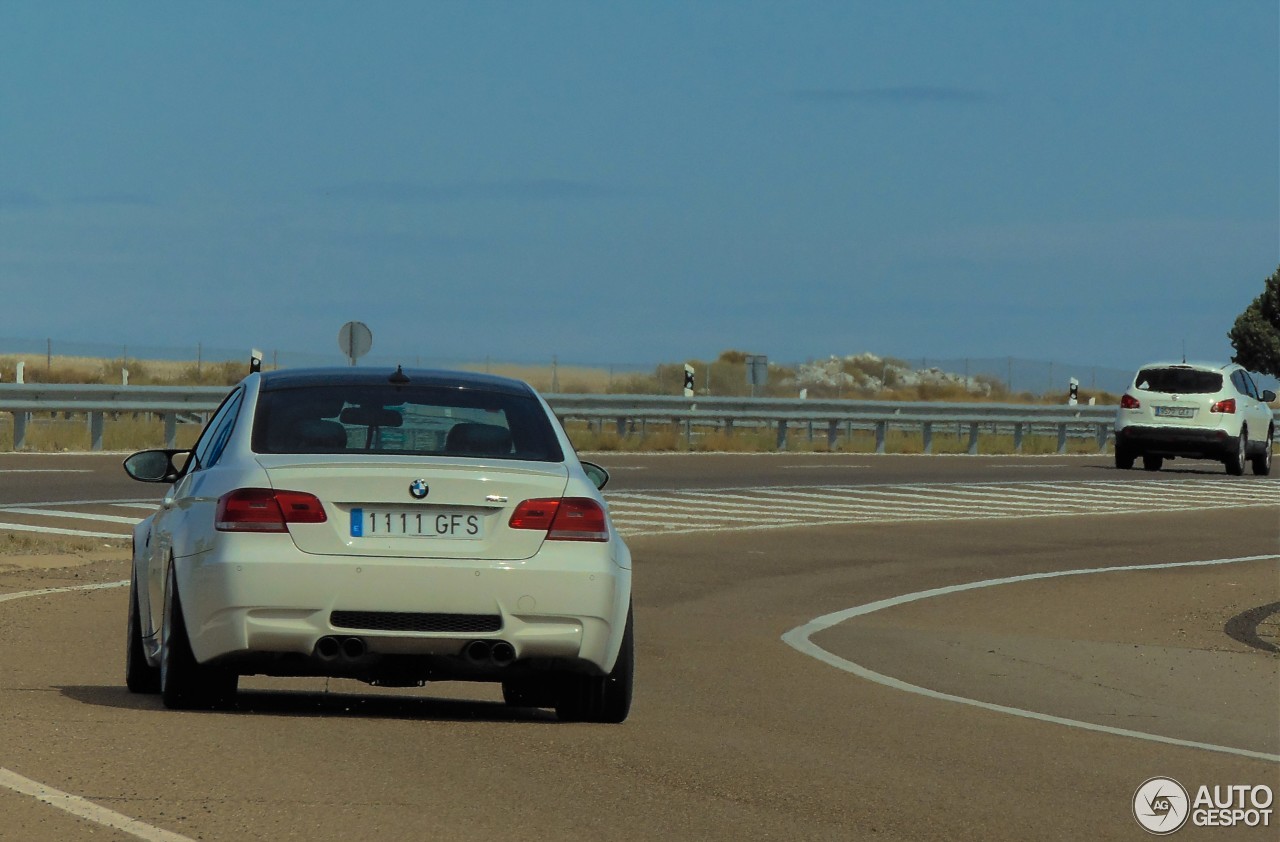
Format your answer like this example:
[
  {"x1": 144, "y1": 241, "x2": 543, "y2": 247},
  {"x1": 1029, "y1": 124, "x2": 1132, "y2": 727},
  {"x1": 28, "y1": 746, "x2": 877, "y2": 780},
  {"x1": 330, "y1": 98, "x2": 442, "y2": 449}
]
[
  {"x1": 0, "y1": 522, "x2": 127, "y2": 539},
  {"x1": 782, "y1": 554, "x2": 1280, "y2": 762},
  {"x1": 0, "y1": 767, "x2": 195, "y2": 842},
  {"x1": 3, "y1": 507, "x2": 143, "y2": 525},
  {"x1": 0, "y1": 580, "x2": 195, "y2": 841},
  {"x1": 0, "y1": 498, "x2": 160, "y2": 510},
  {"x1": 0, "y1": 580, "x2": 127, "y2": 604}
]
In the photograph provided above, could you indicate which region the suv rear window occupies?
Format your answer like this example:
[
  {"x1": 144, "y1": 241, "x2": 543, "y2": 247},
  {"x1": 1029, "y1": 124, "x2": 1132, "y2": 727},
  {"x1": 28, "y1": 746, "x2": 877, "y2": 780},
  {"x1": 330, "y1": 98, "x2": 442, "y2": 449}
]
[
  {"x1": 1134, "y1": 368, "x2": 1222, "y2": 394},
  {"x1": 252, "y1": 384, "x2": 564, "y2": 462}
]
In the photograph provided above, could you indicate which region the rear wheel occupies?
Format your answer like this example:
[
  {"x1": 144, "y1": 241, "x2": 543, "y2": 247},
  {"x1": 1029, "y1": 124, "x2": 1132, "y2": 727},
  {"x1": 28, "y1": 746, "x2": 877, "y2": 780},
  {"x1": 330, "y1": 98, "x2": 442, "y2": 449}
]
[
  {"x1": 554, "y1": 605, "x2": 633, "y2": 724},
  {"x1": 1142, "y1": 454, "x2": 1163, "y2": 472},
  {"x1": 160, "y1": 564, "x2": 237, "y2": 710},
  {"x1": 1225, "y1": 430, "x2": 1247, "y2": 476},
  {"x1": 125, "y1": 570, "x2": 160, "y2": 694},
  {"x1": 1114, "y1": 445, "x2": 1135, "y2": 470},
  {"x1": 1251, "y1": 427, "x2": 1273, "y2": 476}
]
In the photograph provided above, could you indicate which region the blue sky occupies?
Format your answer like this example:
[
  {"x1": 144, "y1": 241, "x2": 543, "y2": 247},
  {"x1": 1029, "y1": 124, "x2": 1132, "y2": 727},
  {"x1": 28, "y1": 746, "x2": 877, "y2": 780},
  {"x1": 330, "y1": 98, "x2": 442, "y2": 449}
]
[{"x1": 2, "y1": 1, "x2": 1277, "y2": 371}]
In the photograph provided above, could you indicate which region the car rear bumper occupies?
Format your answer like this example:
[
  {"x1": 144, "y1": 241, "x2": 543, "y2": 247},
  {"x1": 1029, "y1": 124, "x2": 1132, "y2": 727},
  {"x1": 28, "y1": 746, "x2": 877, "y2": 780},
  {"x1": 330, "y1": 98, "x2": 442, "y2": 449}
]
[
  {"x1": 176, "y1": 535, "x2": 630, "y2": 678},
  {"x1": 1114, "y1": 424, "x2": 1235, "y2": 458}
]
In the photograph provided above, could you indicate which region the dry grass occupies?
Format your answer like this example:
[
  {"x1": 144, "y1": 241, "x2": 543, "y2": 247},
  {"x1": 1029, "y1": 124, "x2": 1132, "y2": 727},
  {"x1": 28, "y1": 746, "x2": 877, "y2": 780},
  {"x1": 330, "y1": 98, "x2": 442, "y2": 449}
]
[{"x1": 0, "y1": 531, "x2": 130, "y2": 557}]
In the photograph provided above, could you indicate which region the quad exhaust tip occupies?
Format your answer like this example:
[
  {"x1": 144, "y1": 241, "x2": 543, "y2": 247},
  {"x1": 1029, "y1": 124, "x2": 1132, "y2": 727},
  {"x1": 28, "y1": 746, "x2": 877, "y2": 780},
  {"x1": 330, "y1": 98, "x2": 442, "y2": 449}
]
[
  {"x1": 463, "y1": 639, "x2": 515, "y2": 667},
  {"x1": 316, "y1": 636, "x2": 367, "y2": 661}
]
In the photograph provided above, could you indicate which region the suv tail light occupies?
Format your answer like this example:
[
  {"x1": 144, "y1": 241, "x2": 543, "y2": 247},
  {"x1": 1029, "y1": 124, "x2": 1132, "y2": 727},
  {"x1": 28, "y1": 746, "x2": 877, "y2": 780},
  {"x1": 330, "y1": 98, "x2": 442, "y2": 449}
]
[
  {"x1": 1210, "y1": 398, "x2": 1236, "y2": 414},
  {"x1": 509, "y1": 498, "x2": 609, "y2": 542},
  {"x1": 216, "y1": 488, "x2": 328, "y2": 532},
  {"x1": 1120, "y1": 394, "x2": 1141, "y2": 410}
]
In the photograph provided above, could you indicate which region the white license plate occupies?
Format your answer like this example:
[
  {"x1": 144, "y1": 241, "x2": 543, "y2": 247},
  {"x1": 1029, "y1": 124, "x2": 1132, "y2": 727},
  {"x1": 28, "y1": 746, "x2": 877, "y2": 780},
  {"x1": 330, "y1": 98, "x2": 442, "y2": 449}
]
[
  {"x1": 350, "y1": 508, "x2": 483, "y2": 539},
  {"x1": 1154, "y1": 406, "x2": 1196, "y2": 418}
]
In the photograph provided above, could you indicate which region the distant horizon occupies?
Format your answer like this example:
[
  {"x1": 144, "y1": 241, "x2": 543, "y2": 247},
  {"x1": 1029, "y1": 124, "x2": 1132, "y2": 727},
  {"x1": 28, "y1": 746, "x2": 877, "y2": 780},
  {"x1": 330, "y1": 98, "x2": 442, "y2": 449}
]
[{"x1": 6, "y1": 329, "x2": 1279, "y2": 396}]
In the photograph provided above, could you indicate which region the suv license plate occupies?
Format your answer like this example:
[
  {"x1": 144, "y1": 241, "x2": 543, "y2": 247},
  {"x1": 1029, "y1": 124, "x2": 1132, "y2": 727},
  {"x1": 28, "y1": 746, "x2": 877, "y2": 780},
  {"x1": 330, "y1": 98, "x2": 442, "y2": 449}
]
[
  {"x1": 351, "y1": 508, "x2": 483, "y2": 539},
  {"x1": 1154, "y1": 406, "x2": 1196, "y2": 418}
]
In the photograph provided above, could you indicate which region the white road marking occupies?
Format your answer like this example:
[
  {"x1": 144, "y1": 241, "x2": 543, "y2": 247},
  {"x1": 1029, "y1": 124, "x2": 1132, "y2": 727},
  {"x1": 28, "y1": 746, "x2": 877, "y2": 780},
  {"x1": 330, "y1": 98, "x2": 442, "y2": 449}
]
[
  {"x1": 0, "y1": 521, "x2": 126, "y2": 539},
  {"x1": 0, "y1": 581, "x2": 194, "y2": 841},
  {"x1": 0, "y1": 768, "x2": 196, "y2": 842},
  {"x1": 3, "y1": 507, "x2": 143, "y2": 524},
  {"x1": 608, "y1": 478, "x2": 1280, "y2": 536},
  {"x1": 782, "y1": 554, "x2": 1280, "y2": 762}
]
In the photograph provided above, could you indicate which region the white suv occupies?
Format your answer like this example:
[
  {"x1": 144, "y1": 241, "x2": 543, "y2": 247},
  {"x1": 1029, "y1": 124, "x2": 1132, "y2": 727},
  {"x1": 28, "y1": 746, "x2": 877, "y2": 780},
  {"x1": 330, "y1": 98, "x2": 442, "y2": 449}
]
[{"x1": 1114, "y1": 362, "x2": 1275, "y2": 475}]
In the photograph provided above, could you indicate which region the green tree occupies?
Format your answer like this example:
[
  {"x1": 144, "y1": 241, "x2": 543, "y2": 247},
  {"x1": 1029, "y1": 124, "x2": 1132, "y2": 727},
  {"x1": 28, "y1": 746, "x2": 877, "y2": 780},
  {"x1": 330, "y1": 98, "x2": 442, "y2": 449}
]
[{"x1": 1228, "y1": 265, "x2": 1280, "y2": 376}]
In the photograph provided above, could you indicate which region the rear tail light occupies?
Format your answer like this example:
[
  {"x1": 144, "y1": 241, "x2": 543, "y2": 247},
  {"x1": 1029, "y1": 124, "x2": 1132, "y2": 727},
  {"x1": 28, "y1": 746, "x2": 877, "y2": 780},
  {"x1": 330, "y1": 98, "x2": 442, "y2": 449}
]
[
  {"x1": 1120, "y1": 394, "x2": 1141, "y2": 410},
  {"x1": 1210, "y1": 398, "x2": 1236, "y2": 414},
  {"x1": 509, "y1": 497, "x2": 609, "y2": 542},
  {"x1": 216, "y1": 488, "x2": 328, "y2": 532}
]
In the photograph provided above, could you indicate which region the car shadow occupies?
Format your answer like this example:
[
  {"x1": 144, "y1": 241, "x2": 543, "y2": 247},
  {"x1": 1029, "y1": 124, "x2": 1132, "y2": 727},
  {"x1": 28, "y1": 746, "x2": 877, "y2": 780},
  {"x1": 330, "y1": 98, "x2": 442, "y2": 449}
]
[
  {"x1": 1082, "y1": 464, "x2": 1238, "y2": 477},
  {"x1": 57, "y1": 684, "x2": 560, "y2": 723}
]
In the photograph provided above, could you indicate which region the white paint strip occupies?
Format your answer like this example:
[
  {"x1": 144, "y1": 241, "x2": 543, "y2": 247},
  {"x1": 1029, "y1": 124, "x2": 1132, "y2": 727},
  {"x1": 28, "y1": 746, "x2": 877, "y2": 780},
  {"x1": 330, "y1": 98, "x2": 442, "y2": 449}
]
[
  {"x1": 0, "y1": 580, "x2": 196, "y2": 841},
  {"x1": 782, "y1": 554, "x2": 1280, "y2": 762},
  {"x1": 0, "y1": 521, "x2": 126, "y2": 539},
  {"x1": 0, "y1": 767, "x2": 196, "y2": 842},
  {"x1": 0, "y1": 498, "x2": 159, "y2": 510},
  {"x1": 0, "y1": 580, "x2": 127, "y2": 604},
  {"x1": 3, "y1": 507, "x2": 143, "y2": 525}
]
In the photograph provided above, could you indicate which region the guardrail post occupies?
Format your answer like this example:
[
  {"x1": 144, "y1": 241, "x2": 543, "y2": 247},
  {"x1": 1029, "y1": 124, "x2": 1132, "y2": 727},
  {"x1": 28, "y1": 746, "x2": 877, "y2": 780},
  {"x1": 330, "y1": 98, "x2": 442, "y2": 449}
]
[
  {"x1": 806, "y1": 420, "x2": 815, "y2": 443},
  {"x1": 1096, "y1": 423, "x2": 1109, "y2": 452},
  {"x1": 826, "y1": 420, "x2": 838, "y2": 450},
  {"x1": 875, "y1": 421, "x2": 886, "y2": 454},
  {"x1": 164, "y1": 413, "x2": 178, "y2": 448},
  {"x1": 967, "y1": 423, "x2": 980, "y2": 455},
  {"x1": 89, "y1": 411, "x2": 105, "y2": 451},
  {"x1": 724, "y1": 418, "x2": 734, "y2": 439},
  {"x1": 13, "y1": 412, "x2": 28, "y2": 450},
  {"x1": 776, "y1": 420, "x2": 788, "y2": 451},
  {"x1": 1013, "y1": 423, "x2": 1024, "y2": 453},
  {"x1": 684, "y1": 419, "x2": 693, "y2": 447},
  {"x1": 1057, "y1": 423, "x2": 1068, "y2": 454},
  {"x1": 922, "y1": 422, "x2": 933, "y2": 454}
]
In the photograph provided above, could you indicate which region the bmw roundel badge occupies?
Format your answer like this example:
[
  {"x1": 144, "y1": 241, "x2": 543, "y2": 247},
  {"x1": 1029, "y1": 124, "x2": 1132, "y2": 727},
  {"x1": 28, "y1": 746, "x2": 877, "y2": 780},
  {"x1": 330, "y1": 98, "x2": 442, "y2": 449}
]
[{"x1": 409, "y1": 479, "x2": 429, "y2": 500}]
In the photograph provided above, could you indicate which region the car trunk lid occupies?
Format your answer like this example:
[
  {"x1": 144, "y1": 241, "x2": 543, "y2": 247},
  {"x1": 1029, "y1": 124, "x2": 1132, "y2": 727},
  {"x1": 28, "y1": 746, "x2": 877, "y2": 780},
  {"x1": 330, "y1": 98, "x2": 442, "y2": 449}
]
[{"x1": 254, "y1": 454, "x2": 569, "y2": 560}]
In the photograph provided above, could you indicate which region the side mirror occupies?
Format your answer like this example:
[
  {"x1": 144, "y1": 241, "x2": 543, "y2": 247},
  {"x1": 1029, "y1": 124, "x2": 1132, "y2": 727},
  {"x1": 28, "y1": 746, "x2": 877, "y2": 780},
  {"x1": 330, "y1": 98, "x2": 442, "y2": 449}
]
[
  {"x1": 1263, "y1": 390, "x2": 1276, "y2": 403},
  {"x1": 581, "y1": 460, "x2": 610, "y2": 491},
  {"x1": 123, "y1": 449, "x2": 191, "y2": 484}
]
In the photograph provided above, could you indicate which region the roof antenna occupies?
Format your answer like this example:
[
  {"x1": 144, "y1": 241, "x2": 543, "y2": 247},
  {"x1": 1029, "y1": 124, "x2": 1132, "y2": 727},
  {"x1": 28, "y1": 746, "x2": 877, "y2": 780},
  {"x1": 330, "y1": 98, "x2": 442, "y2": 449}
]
[{"x1": 1181, "y1": 340, "x2": 1186, "y2": 364}]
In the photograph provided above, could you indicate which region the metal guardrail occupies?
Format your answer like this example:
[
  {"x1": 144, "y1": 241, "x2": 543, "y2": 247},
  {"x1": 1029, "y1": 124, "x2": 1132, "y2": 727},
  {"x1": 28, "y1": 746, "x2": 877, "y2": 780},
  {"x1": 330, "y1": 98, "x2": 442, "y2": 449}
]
[{"x1": 0, "y1": 384, "x2": 1275, "y2": 453}]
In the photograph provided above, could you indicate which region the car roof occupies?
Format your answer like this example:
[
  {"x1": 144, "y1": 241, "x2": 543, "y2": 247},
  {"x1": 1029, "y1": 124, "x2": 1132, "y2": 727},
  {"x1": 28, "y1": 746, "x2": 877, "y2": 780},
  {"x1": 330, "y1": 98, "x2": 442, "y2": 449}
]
[
  {"x1": 257, "y1": 367, "x2": 538, "y2": 398},
  {"x1": 1135, "y1": 361, "x2": 1237, "y2": 373}
]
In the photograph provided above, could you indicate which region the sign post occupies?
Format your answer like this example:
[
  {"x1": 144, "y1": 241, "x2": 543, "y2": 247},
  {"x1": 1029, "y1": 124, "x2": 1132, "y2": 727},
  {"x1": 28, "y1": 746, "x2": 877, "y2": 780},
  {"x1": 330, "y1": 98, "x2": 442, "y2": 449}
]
[{"x1": 745, "y1": 355, "x2": 768, "y2": 397}]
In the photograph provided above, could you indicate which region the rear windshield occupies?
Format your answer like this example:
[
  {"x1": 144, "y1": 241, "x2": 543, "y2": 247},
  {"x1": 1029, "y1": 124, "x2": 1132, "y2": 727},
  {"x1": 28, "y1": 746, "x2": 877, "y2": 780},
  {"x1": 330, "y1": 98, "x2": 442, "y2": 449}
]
[
  {"x1": 1134, "y1": 368, "x2": 1222, "y2": 395},
  {"x1": 252, "y1": 384, "x2": 564, "y2": 462}
]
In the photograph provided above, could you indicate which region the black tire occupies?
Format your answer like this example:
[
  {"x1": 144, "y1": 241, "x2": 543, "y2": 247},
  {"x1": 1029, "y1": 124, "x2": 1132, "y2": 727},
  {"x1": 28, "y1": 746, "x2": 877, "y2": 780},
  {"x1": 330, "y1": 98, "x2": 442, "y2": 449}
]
[
  {"x1": 160, "y1": 564, "x2": 237, "y2": 710},
  {"x1": 1114, "y1": 446, "x2": 1135, "y2": 470},
  {"x1": 1142, "y1": 454, "x2": 1163, "y2": 472},
  {"x1": 1225, "y1": 430, "x2": 1247, "y2": 476},
  {"x1": 125, "y1": 570, "x2": 160, "y2": 694},
  {"x1": 1252, "y1": 427, "x2": 1273, "y2": 476},
  {"x1": 555, "y1": 605, "x2": 634, "y2": 724}
]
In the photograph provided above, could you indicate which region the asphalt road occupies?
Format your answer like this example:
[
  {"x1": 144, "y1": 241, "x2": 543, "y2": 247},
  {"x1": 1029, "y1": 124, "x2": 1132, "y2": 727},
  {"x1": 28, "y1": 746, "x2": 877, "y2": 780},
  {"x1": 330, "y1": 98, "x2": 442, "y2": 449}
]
[{"x1": 0, "y1": 452, "x2": 1276, "y2": 841}]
